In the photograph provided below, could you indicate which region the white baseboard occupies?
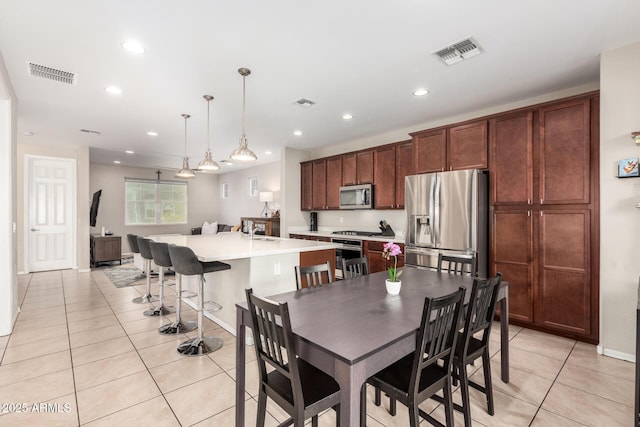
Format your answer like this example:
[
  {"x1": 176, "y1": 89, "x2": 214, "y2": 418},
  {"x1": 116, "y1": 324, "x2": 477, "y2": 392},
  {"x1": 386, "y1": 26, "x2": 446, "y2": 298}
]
[
  {"x1": 78, "y1": 268, "x2": 91, "y2": 273},
  {"x1": 597, "y1": 345, "x2": 635, "y2": 363}
]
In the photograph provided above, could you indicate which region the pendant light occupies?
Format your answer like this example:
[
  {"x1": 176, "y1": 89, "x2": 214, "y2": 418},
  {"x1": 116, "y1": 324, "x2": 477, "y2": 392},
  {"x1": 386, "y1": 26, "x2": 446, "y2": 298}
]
[
  {"x1": 230, "y1": 67, "x2": 258, "y2": 161},
  {"x1": 175, "y1": 114, "x2": 196, "y2": 178},
  {"x1": 197, "y1": 95, "x2": 220, "y2": 172}
]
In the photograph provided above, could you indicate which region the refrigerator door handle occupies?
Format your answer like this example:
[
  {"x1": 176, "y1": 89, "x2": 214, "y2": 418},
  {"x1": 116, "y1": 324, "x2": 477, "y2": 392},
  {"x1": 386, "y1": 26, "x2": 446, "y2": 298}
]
[
  {"x1": 428, "y1": 176, "x2": 436, "y2": 246},
  {"x1": 433, "y1": 174, "x2": 441, "y2": 246}
]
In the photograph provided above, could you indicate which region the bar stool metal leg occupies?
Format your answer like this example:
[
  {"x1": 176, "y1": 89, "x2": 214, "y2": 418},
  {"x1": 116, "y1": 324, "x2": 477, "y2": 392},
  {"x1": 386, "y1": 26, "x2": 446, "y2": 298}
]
[
  {"x1": 177, "y1": 275, "x2": 222, "y2": 356},
  {"x1": 132, "y1": 258, "x2": 159, "y2": 304},
  {"x1": 144, "y1": 266, "x2": 175, "y2": 317},
  {"x1": 159, "y1": 273, "x2": 197, "y2": 334}
]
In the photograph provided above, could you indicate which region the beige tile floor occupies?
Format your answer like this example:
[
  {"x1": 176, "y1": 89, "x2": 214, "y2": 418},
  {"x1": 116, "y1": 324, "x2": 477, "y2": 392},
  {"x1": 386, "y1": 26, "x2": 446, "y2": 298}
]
[{"x1": 0, "y1": 268, "x2": 634, "y2": 426}]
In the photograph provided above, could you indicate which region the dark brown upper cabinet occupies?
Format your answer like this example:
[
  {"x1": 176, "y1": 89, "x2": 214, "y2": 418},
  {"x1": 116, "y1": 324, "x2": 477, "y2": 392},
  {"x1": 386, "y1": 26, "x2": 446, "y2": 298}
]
[
  {"x1": 413, "y1": 128, "x2": 447, "y2": 173},
  {"x1": 447, "y1": 120, "x2": 488, "y2": 171},
  {"x1": 490, "y1": 111, "x2": 534, "y2": 205},
  {"x1": 325, "y1": 156, "x2": 342, "y2": 209},
  {"x1": 538, "y1": 98, "x2": 591, "y2": 205}
]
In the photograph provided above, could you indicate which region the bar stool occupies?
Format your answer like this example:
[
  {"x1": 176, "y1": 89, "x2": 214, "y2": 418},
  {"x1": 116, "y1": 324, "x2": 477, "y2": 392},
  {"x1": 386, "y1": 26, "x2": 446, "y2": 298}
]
[
  {"x1": 129, "y1": 234, "x2": 158, "y2": 304},
  {"x1": 144, "y1": 241, "x2": 176, "y2": 317},
  {"x1": 168, "y1": 244, "x2": 230, "y2": 356}
]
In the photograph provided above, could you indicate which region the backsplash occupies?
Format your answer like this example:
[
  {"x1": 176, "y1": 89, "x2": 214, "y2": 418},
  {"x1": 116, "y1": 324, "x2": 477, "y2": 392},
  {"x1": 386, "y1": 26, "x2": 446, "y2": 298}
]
[{"x1": 305, "y1": 209, "x2": 406, "y2": 238}]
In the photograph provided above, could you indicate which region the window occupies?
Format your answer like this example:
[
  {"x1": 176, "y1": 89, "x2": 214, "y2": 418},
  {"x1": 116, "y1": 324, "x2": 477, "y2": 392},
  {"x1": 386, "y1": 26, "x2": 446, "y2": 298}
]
[
  {"x1": 125, "y1": 178, "x2": 188, "y2": 225},
  {"x1": 249, "y1": 177, "x2": 258, "y2": 197}
]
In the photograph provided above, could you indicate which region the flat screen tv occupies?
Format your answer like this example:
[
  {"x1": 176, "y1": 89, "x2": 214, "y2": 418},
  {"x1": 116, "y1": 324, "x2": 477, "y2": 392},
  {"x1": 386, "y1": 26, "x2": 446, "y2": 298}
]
[{"x1": 90, "y1": 189, "x2": 102, "y2": 227}]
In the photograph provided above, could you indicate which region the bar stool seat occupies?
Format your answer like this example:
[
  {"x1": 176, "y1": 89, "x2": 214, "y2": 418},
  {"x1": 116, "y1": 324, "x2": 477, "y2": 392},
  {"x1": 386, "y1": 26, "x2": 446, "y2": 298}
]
[
  {"x1": 128, "y1": 234, "x2": 158, "y2": 304},
  {"x1": 168, "y1": 244, "x2": 230, "y2": 356}
]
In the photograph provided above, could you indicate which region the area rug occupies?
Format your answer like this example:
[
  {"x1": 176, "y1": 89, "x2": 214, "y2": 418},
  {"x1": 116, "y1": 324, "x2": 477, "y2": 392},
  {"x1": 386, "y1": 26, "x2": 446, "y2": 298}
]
[{"x1": 101, "y1": 264, "x2": 146, "y2": 288}]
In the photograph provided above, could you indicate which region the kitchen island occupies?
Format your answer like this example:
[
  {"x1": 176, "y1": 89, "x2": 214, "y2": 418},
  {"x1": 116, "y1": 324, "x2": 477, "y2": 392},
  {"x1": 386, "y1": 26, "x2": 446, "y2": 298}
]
[{"x1": 150, "y1": 232, "x2": 338, "y2": 334}]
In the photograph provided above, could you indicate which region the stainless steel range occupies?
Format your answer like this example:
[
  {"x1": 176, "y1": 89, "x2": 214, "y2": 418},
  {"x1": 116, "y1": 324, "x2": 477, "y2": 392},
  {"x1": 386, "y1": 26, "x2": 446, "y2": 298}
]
[{"x1": 330, "y1": 233, "x2": 364, "y2": 279}]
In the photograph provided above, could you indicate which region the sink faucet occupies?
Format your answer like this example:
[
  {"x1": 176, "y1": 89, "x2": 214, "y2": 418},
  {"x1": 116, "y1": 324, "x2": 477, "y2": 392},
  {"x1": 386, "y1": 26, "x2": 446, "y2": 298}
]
[{"x1": 247, "y1": 220, "x2": 255, "y2": 239}]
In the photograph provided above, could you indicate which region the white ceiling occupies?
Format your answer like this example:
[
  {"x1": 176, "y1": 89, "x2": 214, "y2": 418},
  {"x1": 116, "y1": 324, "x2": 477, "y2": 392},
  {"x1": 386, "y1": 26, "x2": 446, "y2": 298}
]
[{"x1": 0, "y1": 1, "x2": 638, "y2": 171}]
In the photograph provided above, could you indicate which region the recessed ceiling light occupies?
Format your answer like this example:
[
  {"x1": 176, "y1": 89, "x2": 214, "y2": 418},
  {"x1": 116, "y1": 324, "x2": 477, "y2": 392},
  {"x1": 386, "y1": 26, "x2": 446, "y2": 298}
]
[
  {"x1": 293, "y1": 130, "x2": 303, "y2": 136},
  {"x1": 122, "y1": 40, "x2": 145, "y2": 54},
  {"x1": 341, "y1": 113, "x2": 353, "y2": 120},
  {"x1": 265, "y1": 151, "x2": 272, "y2": 155},
  {"x1": 113, "y1": 160, "x2": 121, "y2": 164},
  {"x1": 105, "y1": 86, "x2": 122, "y2": 95},
  {"x1": 125, "y1": 150, "x2": 134, "y2": 154},
  {"x1": 23, "y1": 131, "x2": 34, "y2": 136},
  {"x1": 413, "y1": 88, "x2": 430, "y2": 96},
  {"x1": 146, "y1": 131, "x2": 158, "y2": 136}
]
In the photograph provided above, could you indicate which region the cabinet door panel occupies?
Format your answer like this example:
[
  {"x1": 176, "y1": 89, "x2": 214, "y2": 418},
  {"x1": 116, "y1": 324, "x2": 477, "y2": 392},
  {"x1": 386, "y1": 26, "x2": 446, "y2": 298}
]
[
  {"x1": 311, "y1": 159, "x2": 327, "y2": 210},
  {"x1": 414, "y1": 129, "x2": 446, "y2": 173},
  {"x1": 395, "y1": 140, "x2": 414, "y2": 209},
  {"x1": 448, "y1": 120, "x2": 488, "y2": 171},
  {"x1": 374, "y1": 146, "x2": 396, "y2": 209},
  {"x1": 539, "y1": 210, "x2": 590, "y2": 335},
  {"x1": 492, "y1": 210, "x2": 533, "y2": 323},
  {"x1": 326, "y1": 156, "x2": 342, "y2": 209},
  {"x1": 301, "y1": 162, "x2": 313, "y2": 211},
  {"x1": 342, "y1": 153, "x2": 357, "y2": 186},
  {"x1": 539, "y1": 99, "x2": 591, "y2": 204},
  {"x1": 357, "y1": 150, "x2": 374, "y2": 184},
  {"x1": 490, "y1": 112, "x2": 533, "y2": 205}
]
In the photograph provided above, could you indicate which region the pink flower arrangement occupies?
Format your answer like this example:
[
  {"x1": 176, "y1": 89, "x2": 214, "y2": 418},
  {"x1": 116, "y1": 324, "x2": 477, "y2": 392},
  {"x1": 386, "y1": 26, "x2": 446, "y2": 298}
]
[{"x1": 382, "y1": 242, "x2": 403, "y2": 282}]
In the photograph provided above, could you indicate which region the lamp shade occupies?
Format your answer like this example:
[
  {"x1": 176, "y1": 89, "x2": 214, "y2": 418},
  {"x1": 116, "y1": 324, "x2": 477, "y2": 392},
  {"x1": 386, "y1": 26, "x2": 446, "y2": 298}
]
[{"x1": 259, "y1": 192, "x2": 274, "y2": 202}]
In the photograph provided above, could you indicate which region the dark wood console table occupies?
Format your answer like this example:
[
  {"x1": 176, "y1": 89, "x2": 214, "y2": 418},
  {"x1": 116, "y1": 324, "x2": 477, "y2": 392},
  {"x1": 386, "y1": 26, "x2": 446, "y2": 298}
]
[
  {"x1": 90, "y1": 234, "x2": 122, "y2": 268},
  {"x1": 240, "y1": 217, "x2": 280, "y2": 237}
]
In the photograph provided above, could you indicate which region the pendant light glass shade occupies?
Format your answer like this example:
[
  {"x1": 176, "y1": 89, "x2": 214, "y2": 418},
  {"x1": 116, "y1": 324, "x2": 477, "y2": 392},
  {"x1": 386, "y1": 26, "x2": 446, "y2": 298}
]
[
  {"x1": 230, "y1": 68, "x2": 257, "y2": 161},
  {"x1": 197, "y1": 95, "x2": 220, "y2": 172},
  {"x1": 175, "y1": 114, "x2": 196, "y2": 178}
]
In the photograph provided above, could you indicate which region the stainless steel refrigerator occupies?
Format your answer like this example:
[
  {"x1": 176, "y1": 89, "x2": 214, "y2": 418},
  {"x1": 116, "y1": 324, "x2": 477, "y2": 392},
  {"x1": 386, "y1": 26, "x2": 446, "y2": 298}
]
[{"x1": 405, "y1": 169, "x2": 489, "y2": 277}]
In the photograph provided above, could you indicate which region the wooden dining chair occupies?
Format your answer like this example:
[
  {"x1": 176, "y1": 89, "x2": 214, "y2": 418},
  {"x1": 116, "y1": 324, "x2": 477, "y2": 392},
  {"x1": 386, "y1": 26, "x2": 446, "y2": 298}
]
[
  {"x1": 341, "y1": 256, "x2": 369, "y2": 279},
  {"x1": 245, "y1": 288, "x2": 341, "y2": 427},
  {"x1": 437, "y1": 253, "x2": 477, "y2": 277},
  {"x1": 295, "y1": 261, "x2": 333, "y2": 289},
  {"x1": 363, "y1": 287, "x2": 466, "y2": 427},
  {"x1": 448, "y1": 272, "x2": 502, "y2": 427}
]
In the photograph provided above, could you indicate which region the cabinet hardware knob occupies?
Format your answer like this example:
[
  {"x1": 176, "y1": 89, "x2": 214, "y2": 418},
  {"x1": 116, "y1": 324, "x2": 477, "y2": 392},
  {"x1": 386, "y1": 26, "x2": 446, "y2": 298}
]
[{"x1": 527, "y1": 199, "x2": 531, "y2": 205}]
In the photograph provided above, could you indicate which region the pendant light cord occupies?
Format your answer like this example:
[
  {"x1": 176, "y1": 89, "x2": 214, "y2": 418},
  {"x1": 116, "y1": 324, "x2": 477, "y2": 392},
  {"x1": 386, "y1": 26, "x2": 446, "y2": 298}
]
[
  {"x1": 241, "y1": 75, "x2": 246, "y2": 139},
  {"x1": 207, "y1": 99, "x2": 211, "y2": 150}
]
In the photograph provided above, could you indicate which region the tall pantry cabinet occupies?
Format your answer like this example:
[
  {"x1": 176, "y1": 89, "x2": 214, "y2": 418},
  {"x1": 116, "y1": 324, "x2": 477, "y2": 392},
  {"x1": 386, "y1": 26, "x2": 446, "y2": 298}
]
[{"x1": 490, "y1": 93, "x2": 599, "y2": 343}]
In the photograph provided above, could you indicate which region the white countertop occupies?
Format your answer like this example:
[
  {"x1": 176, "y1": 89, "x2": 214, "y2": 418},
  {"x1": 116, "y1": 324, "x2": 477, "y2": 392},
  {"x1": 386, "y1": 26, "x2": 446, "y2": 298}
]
[
  {"x1": 150, "y1": 232, "x2": 339, "y2": 262},
  {"x1": 288, "y1": 230, "x2": 406, "y2": 244}
]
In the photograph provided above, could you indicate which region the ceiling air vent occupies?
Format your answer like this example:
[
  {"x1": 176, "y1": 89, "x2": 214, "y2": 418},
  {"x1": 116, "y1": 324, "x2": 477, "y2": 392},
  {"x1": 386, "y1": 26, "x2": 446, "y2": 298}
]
[
  {"x1": 292, "y1": 98, "x2": 316, "y2": 108},
  {"x1": 80, "y1": 129, "x2": 101, "y2": 135},
  {"x1": 433, "y1": 38, "x2": 482, "y2": 66},
  {"x1": 26, "y1": 62, "x2": 78, "y2": 85}
]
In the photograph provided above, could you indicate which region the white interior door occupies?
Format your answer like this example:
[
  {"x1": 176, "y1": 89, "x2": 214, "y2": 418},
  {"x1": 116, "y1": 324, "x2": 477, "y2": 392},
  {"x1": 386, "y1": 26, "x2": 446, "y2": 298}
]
[{"x1": 27, "y1": 156, "x2": 76, "y2": 272}]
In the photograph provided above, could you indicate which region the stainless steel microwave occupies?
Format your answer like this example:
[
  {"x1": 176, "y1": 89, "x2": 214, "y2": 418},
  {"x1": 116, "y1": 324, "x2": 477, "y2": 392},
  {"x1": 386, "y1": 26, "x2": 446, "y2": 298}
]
[{"x1": 339, "y1": 184, "x2": 373, "y2": 209}]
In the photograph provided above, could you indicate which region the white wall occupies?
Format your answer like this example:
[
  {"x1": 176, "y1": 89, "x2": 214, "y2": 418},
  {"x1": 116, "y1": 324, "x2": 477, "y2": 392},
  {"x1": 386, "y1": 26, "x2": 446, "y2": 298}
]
[
  {"x1": 599, "y1": 42, "x2": 640, "y2": 360},
  {"x1": 217, "y1": 161, "x2": 280, "y2": 226},
  {"x1": 0, "y1": 49, "x2": 18, "y2": 336},
  {"x1": 90, "y1": 163, "x2": 220, "y2": 252},
  {"x1": 281, "y1": 147, "x2": 311, "y2": 235}
]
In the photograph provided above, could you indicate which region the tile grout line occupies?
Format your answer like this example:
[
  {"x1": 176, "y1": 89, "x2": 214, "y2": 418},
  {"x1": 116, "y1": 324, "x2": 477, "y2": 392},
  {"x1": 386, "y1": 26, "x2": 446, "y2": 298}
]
[{"x1": 60, "y1": 270, "x2": 83, "y2": 427}]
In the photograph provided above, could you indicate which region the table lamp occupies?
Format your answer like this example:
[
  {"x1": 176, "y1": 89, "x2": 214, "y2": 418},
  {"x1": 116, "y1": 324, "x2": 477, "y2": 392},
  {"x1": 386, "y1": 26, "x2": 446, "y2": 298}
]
[{"x1": 259, "y1": 192, "x2": 273, "y2": 217}]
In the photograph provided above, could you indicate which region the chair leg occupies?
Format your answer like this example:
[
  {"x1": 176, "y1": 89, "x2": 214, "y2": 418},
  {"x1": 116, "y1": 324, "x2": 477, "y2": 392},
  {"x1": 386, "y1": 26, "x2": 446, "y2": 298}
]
[
  {"x1": 131, "y1": 259, "x2": 158, "y2": 304},
  {"x1": 374, "y1": 387, "x2": 381, "y2": 406},
  {"x1": 482, "y1": 350, "x2": 495, "y2": 416},
  {"x1": 334, "y1": 404, "x2": 341, "y2": 427},
  {"x1": 460, "y1": 361, "x2": 472, "y2": 427},
  {"x1": 176, "y1": 275, "x2": 222, "y2": 355},
  {"x1": 389, "y1": 396, "x2": 396, "y2": 416},
  {"x1": 443, "y1": 377, "x2": 455, "y2": 427},
  {"x1": 144, "y1": 267, "x2": 175, "y2": 317},
  {"x1": 256, "y1": 391, "x2": 267, "y2": 427},
  {"x1": 311, "y1": 415, "x2": 318, "y2": 427},
  {"x1": 408, "y1": 403, "x2": 420, "y2": 427},
  {"x1": 452, "y1": 363, "x2": 459, "y2": 386}
]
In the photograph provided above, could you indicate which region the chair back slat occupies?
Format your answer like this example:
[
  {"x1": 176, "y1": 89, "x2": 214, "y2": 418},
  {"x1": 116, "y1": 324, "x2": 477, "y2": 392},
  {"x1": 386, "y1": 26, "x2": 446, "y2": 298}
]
[
  {"x1": 459, "y1": 273, "x2": 502, "y2": 356},
  {"x1": 437, "y1": 253, "x2": 477, "y2": 277},
  {"x1": 410, "y1": 287, "x2": 466, "y2": 396},
  {"x1": 342, "y1": 256, "x2": 369, "y2": 279},
  {"x1": 295, "y1": 262, "x2": 333, "y2": 289}
]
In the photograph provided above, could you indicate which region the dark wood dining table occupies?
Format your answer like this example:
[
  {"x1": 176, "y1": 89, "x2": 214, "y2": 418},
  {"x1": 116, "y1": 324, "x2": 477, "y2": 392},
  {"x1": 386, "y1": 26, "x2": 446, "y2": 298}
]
[{"x1": 235, "y1": 266, "x2": 509, "y2": 427}]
